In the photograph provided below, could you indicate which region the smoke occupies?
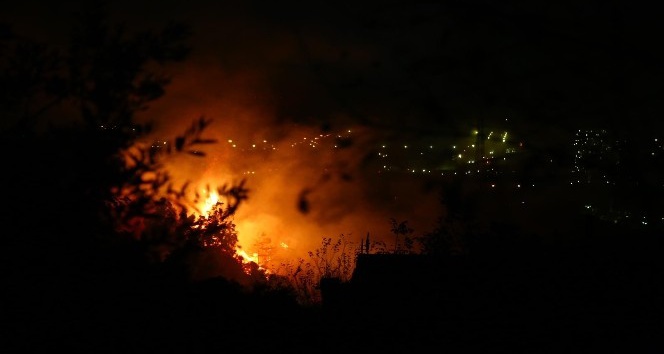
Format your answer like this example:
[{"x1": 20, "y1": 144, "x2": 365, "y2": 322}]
[
  {"x1": 137, "y1": 57, "x2": 443, "y2": 265},
  {"x1": 115, "y1": 2, "x2": 448, "y2": 266},
  {"x1": 2, "y1": 0, "x2": 447, "y2": 266}
]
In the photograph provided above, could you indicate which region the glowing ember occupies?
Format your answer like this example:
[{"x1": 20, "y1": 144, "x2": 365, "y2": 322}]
[{"x1": 280, "y1": 242, "x2": 288, "y2": 249}]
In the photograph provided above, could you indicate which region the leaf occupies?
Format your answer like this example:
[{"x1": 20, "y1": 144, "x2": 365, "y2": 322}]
[
  {"x1": 297, "y1": 189, "x2": 311, "y2": 214},
  {"x1": 198, "y1": 116, "x2": 211, "y2": 130},
  {"x1": 180, "y1": 181, "x2": 190, "y2": 197},
  {"x1": 192, "y1": 139, "x2": 217, "y2": 144},
  {"x1": 126, "y1": 151, "x2": 140, "y2": 164},
  {"x1": 175, "y1": 136, "x2": 185, "y2": 151}
]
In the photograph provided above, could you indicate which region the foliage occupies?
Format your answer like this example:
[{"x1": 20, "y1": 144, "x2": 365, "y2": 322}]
[
  {"x1": 136, "y1": 198, "x2": 271, "y2": 288},
  {"x1": 0, "y1": 6, "x2": 255, "y2": 288},
  {"x1": 1, "y1": 5, "x2": 192, "y2": 219},
  {"x1": 309, "y1": 234, "x2": 356, "y2": 280},
  {"x1": 67, "y1": 3, "x2": 190, "y2": 133},
  {"x1": 365, "y1": 238, "x2": 390, "y2": 254},
  {"x1": 278, "y1": 258, "x2": 320, "y2": 305},
  {"x1": 109, "y1": 116, "x2": 237, "y2": 231},
  {"x1": 0, "y1": 27, "x2": 65, "y2": 132},
  {"x1": 389, "y1": 218, "x2": 415, "y2": 254},
  {"x1": 417, "y1": 215, "x2": 467, "y2": 257},
  {"x1": 415, "y1": 179, "x2": 485, "y2": 256},
  {"x1": 277, "y1": 234, "x2": 356, "y2": 305}
]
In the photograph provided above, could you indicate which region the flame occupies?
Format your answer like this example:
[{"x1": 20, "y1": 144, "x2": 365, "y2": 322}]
[
  {"x1": 200, "y1": 189, "x2": 220, "y2": 216},
  {"x1": 236, "y1": 248, "x2": 259, "y2": 264},
  {"x1": 195, "y1": 190, "x2": 271, "y2": 274},
  {"x1": 235, "y1": 247, "x2": 271, "y2": 274},
  {"x1": 157, "y1": 123, "x2": 440, "y2": 281}
]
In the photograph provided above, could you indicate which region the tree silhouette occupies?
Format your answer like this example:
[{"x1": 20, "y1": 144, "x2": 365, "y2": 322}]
[
  {"x1": 389, "y1": 218, "x2": 414, "y2": 254},
  {"x1": 67, "y1": 4, "x2": 189, "y2": 132},
  {"x1": 1, "y1": 7, "x2": 264, "y2": 344},
  {"x1": 1, "y1": 7, "x2": 299, "y2": 352}
]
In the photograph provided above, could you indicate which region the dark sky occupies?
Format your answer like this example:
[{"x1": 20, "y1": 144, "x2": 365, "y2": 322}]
[{"x1": 3, "y1": 0, "x2": 664, "y2": 148}]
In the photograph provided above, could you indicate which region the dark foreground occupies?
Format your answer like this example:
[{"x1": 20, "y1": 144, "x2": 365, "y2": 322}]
[{"x1": 5, "y1": 224, "x2": 663, "y2": 354}]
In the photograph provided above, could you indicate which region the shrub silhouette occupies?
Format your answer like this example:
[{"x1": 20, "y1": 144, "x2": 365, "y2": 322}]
[{"x1": 2, "y1": 9, "x2": 276, "y2": 351}]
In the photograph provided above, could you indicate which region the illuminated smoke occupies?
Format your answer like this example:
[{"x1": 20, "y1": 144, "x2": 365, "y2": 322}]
[{"x1": 136, "y1": 57, "x2": 443, "y2": 271}]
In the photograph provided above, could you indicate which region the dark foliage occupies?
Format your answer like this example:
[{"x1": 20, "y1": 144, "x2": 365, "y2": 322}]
[{"x1": 1, "y1": 8, "x2": 298, "y2": 352}]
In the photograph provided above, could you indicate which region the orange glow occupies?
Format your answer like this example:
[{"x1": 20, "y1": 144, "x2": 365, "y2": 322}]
[
  {"x1": 236, "y1": 249, "x2": 259, "y2": 264},
  {"x1": 199, "y1": 189, "x2": 220, "y2": 216},
  {"x1": 139, "y1": 65, "x2": 443, "y2": 277},
  {"x1": 194, "y1": 188, "x2": 271, "y2": 274},
  {"x1": 151, "y1": 121, "x2": 442, "y2": 278}
]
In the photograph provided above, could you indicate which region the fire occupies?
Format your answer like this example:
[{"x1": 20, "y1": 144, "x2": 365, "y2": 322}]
[
  {"x1": 195, "y1": 189, "x2": 270, "y2": 274},
  {"x1": 200, "y1": 189, "x2": 220, "y2": 216},
  {"x1": 236, "y1": 248, "x2": 259, "y2": 264},
  {"x1": 157, "y1": 124, "x2": 413, "y2": 280}
]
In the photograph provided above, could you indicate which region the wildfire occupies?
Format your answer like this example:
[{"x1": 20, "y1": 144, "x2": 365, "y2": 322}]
[
  {"x1": 195, "y1": 189, "x2": 270, "y2": 274},
  {"x1": 200, "y1": 189, "x2": 220, "y2": 216},
  {"x1": 236, "y1": 248, "x2": 259, "y2": 264},
  {"x1": 160, "y1": 125, "x2": 373, "y2": 280}
]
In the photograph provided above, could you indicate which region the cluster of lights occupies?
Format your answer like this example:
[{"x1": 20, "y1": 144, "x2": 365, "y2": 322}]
[
  {"x1": 226, "y1": 138, "x2": 277, "y2": 151},
  {"x1": 570, "y1": 129, "x2": 616, "y2": 185},
  {"x1": 451, "y1": 129, "x2": 514, "y2": 164},
  {"x1": 289, "y1": 133, "x2": 340, "y2": 149},
  {"x1": 374, "y1": 123, "x2": 520, "y2": 177}
]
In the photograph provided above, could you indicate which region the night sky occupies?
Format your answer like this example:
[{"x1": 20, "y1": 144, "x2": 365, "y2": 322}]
[{"x1": 5, "y1": 0, "x2": 664, "y2": 142}]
